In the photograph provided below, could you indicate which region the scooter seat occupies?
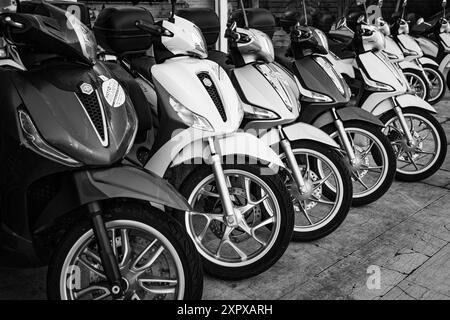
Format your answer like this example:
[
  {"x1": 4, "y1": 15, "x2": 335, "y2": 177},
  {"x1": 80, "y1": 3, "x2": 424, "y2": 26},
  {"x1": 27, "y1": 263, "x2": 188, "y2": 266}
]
[
  {"x1": 207, "y1": 50, "x2": 235, "y2": 76},
  {"x1": 129, "y1": 55, "x2": 157, "y2": 84},
  {"x1": 274, "y1": 46, "x2": 295, "y2": 69}
]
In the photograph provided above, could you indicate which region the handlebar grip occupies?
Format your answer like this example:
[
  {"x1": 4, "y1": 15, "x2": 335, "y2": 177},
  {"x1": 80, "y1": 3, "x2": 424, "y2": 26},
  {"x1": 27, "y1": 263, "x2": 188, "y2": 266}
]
[
  {"x1": 135, "y1": 20, "x2": 163, "y2": 36},
  {"x1": 4, "y1": 17, "x2": 24, "y2": 29}
]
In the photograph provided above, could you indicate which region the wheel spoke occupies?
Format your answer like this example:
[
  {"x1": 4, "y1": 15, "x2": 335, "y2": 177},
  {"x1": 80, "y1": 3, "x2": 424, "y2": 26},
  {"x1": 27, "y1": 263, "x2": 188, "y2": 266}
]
[
  {"x1": 119, "y1": 229, "x2": 131, "y2": 268},
  {"x1": 76, "y1": 256, "x2": 106, "y2": 279},
  {"x1": 408, "y1": 152, "x2": 420, "y2": 170},
  {"x1": 227, "y1": 240, "x2": 248, "y2": 261},
  {"x1": 299, "y1": 203, "x2": 314, "y2": 225},
  {"x1": 74, "y1": 285, "x2": 110, "y2": 300},
  {"x1": 138, "y1": 279, "x2": 177, "y2": 295},
  {"x1": 198, "y1": 188, "x2": 220, "y2": 198},
  {"x1": 83, "y1": 248, "x2": 102, "y2": 265},
  {"x1": 360, "y1": 140, "x2": 375, "y2": 158},
  {"x1": 309, "y1": 195, "x2": 335, "y2": 206},
  {"x1": 312, "y1": 173, "x2": 333, "y2": 190},
  {"x1": 355, "y1": 174, "x2": 370, "y2": 190},
  {"x1": 131, "y1": 239, "x2": 165, "y2": 272},
  {"x1": 111, "y1": 228, "x2": 118, "y2": 258}
]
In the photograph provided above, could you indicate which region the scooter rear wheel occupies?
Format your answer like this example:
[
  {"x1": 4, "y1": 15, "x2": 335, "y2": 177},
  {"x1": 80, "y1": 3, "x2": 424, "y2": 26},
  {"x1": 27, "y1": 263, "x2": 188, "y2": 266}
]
[
  {"x1": 177, "y1": 163, "x2": 294, "y2": 280},
  {"x1": 47, "y1": 203, "x2": 203, "y2": 300}
]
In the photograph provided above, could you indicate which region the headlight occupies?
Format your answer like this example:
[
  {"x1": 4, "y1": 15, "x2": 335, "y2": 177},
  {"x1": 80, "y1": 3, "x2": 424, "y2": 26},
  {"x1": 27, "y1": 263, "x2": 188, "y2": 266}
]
[
  {"x1": 360, "y1": 71, "x2": 394, "y2": 92},
  {"x1": 243, "y1": 104, "x2": 279, "y2": 120},
  {"x1": 191, "y1": 25, "x2": 208, "y2": 58},
  {"x1": 169, "y1": 97, "x2": 213, "y2": 131},
  {"x1": 18, "y1": 109, "x2": 82, "y2": 167}
]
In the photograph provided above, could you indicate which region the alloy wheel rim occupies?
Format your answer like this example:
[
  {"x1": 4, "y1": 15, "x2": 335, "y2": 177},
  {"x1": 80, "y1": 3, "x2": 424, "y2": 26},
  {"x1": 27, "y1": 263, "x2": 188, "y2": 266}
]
[
  {"x1": 406, "y1": 73, "x2": 427, "y2": 100},
  {"x1": 384, "y1": 113, "x2": 440, "y2": 175},
  {"x1": 186, "y1": 169, "x2": 281, "y2": 267},
  {"x1": 281, "y1": 148, "x2": 345, "y2": 232},
  {"x1": 59, "y1": 220, "x2": 185, "y2": 300},
  {"x1": 425, "y1": 68, "x2": 444, "y2": 102},
  {"x1": 328, "y1": 128, "x2": 389, "y2": 199}
]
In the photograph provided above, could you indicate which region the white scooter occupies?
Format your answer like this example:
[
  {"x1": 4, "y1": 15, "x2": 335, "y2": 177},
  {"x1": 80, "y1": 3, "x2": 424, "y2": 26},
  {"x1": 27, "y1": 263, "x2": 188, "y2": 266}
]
[
  {"x1": 377, "y1": 0, "x2": 445, "y2": 104},
  {"x1": 94, "y1": 2, "x2": 294, "y2": 280},
  {"x1": 328, "y1": 20, "x2": 447, "y2": 182}
]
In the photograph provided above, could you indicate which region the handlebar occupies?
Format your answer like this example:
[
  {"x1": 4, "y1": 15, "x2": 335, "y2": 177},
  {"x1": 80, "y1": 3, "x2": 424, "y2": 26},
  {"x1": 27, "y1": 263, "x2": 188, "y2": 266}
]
[
  {"x1": 135, "y1": 20, "x2": 172, "y2": 37},
  {"x1": 1, "y1": 16, "x2": 24, "y2": 30},
  {"x1": 224, "y1": 28, "x2": 251, "y2": 43}
]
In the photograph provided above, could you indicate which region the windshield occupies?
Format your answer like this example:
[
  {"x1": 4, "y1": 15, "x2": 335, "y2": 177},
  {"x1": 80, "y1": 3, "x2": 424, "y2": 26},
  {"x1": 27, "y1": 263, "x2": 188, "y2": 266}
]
[
  {"x1": 2, "y1": 1, "x2": 96, "y2": 64},
  {"x1": 66, "y1": 11, "x2": 97, "y2": 62}
]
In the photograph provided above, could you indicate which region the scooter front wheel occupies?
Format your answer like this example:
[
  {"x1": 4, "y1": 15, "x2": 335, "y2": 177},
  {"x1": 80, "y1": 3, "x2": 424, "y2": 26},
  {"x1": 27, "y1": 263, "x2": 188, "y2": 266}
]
[
  {"x1": 47, "y1": 203, "x2": 203, "y2": 300},
  {"x1": 321, "y1": 122, "x2": 397, "y2": 207},
  {"x1": 423, "y1": 64, "x2": 446, "y2": 105},
  {"x1": 381, "y1": 108, "x2": 447, "y2": 182},
  {"x1": 403, "y1": 68, "x2": 430, "y2": 101},
  {"x1": 177, "y1": 164, "x2": 294, "y2": 280},
  {"x1": 280, "y1": 141, "x2": 353, "y2": 241}
]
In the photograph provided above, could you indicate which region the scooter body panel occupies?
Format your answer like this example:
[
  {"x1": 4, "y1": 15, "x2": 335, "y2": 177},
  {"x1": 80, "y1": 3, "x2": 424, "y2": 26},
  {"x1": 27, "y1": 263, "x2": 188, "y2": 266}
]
[
  {"x1": 232, "y1": 62, "x2": 300, "y2": 123},
  {"x1": 384, "y1": 36, "x2": 405, "y2": 62},
  {"x1": 415, "y1": 36, "x2": 439, "y2": 58},
  {"x1": 357, "y1": 52, "x2": 405, "y2": 92},
  {"x1": 151, "y1": 57, "x2": 242, "y2": 136},
  {"x1": 419, "y1": 57, "x2": 439, "y2": 67},
  {"x1": 312, "y1": 106, "x2": 384, "y2": 129},
  {"x1": 170, "y1": 131, "x2": 285, "y2": 169},
  {"x1": 369, "y1": 93, "x2": 436, "y2": 116},
  {"x1": 258, "y1": 122, "x2": 340, "y2": 149},
  {"x1": 397, "y1": 34, "x2": 424, "y2": 58},
  {"x1": 399, "y1": 60, "x2": 424, "y2": 72}
]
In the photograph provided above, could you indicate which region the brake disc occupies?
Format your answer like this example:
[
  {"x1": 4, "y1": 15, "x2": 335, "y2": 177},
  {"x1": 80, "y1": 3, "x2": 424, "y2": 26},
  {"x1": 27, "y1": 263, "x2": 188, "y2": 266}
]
[{"x1": 304, "y1": 171, "x2": 322, "y2": 211}]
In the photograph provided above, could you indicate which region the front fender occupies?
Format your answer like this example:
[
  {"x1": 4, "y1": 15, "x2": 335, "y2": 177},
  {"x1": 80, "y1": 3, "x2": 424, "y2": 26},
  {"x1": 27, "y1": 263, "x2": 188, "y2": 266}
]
[
  {"x1": 171, "y1": 132, "x2": 285, "y2": 169},
  {"x1": 34, "y1": 166, "x2": 191, "y2": 232},
  {"x1": 399, "y1": 60, "x2": 423, "y2": 72},
  {"x1": 419, "y1": 57, "x2": 439, "y2": 67},
  {"x1": 75, "y1": 166, "x2": 191, "y2": 211},
  {"x1": 260, "y1": 122, "x2": 340, "y2": 149},
  {"x1": 371, "y1": 94, "x2": 437, "y2": 116},
  {"x1": 312, "y1": 107, "x2": 384, "y2": 128}
]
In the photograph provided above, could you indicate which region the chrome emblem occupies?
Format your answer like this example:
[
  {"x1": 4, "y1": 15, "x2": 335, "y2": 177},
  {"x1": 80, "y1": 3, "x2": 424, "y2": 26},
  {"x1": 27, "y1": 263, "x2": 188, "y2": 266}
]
[
  {"x1": 80, "y1": 83, "x2": 94, "y2": 95},
  {"x1": 203, "y1": 78, "x2": 213, "y2": 87}
]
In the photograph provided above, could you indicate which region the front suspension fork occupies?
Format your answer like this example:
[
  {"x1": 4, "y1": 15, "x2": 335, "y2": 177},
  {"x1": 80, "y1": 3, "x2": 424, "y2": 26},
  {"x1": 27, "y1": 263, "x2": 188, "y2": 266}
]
[
  {"x1": 88, "y1": 201, "x2": 124, "y2": 299},
  {"x1": 278, "y1": 126, "x2": 308, "y2": 194},
  {"x1": 331, "y1": 108, "x2": 357, "y2": 165},
  {"x1": 208, "y1": 138, "x2": 237, "y2": 225},
  {"x1": 392, "y1": 100, "x2": 414, "y2": 146}
]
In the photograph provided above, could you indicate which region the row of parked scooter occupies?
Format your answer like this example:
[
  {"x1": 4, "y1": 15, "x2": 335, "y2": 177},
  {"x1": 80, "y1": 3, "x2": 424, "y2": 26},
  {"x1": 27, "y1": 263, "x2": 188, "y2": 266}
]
[{"x1": 0, "y1": 0, "x2": 447, "y2": 300}]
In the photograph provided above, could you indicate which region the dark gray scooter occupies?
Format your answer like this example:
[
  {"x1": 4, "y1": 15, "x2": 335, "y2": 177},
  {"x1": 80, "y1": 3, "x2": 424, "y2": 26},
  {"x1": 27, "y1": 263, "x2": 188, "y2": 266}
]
[{"x1": 0, "y1": 1, "x2": 202, "y2": 300}]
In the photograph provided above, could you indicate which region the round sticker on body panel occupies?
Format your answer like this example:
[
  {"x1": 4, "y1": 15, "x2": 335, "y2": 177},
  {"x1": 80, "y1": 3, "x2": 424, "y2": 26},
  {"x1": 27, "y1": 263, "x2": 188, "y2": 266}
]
[{"x1": 102, "y1": 78, "x2": 126, "y2": 108}]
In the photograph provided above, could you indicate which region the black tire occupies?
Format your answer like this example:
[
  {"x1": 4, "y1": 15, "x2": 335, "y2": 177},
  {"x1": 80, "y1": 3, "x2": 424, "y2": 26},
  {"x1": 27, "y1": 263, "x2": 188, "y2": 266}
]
[
  {"x1": 321, "y1": 122, "x2": 397, "y2": 207},
  {"x1": 403, "y1": 68, "x2": 430, "y2": 101},
  {"x1": 47, "y1": 202, "x2": 203, "y2": 300},
  {"x1": 423, "y1": 64, "x2": 446, "y2": 105},
  {"x1": 380, "y1": 107, "x2": 447, "y2": 182},
  {"x1": 176, "y1": 163, "x2": 294, "y2": 280},
  {"x1": 287, "y1": 140, "x2": 353, "y2": 241}
]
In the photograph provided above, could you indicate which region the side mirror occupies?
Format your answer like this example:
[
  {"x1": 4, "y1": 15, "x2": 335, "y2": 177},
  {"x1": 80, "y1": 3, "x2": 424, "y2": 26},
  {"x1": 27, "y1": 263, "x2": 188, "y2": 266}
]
[
  {"x1": 378, "y1": 0, "x2": 383, "y2": 8},
  {"x1": 443, "y1": 0, "x2": 447, "y2": 8},
  {"x1": 230, "y1": 21, "x2": 237, "y2": 32},
  {"x1": 416, "y1": 17, "x2": 425, "y2": 25},
  {"x1": 403, "y1": 0, "x2": 408, "y2": 7},
  {"x1": 357, "y1": 15, "x2": 365, "y2": 23},
  {"x1": 356, "y1": 0, "x2": 367, "y2": 5}
]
